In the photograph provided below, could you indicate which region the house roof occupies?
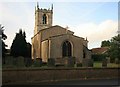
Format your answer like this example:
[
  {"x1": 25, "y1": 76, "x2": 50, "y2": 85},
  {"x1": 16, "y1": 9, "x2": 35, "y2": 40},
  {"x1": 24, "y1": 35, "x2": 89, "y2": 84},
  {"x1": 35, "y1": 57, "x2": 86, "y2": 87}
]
[{"x1": 91, "y1": 47, "x2": 109, "y2": 54}]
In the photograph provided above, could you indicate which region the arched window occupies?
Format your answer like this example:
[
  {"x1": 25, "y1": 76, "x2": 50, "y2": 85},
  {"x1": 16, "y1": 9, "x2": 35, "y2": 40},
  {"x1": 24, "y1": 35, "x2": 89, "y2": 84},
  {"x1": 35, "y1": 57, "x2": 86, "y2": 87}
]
[
  {"x1": 42, "y1": 14, "x2": 47, "y2": 24},
  {"x1": 83, "y1": 50, "x2": 86, "y2": 58},
  {"x1": 62, "y1": 41, "x2": 72, "y2": 57}
]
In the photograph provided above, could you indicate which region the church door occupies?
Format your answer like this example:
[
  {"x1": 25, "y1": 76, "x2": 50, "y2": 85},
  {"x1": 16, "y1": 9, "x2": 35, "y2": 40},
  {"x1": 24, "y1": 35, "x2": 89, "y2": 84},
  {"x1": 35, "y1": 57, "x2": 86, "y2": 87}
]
[{"x1": 62, "y1": 41, "x2": 72, "y2": 57}]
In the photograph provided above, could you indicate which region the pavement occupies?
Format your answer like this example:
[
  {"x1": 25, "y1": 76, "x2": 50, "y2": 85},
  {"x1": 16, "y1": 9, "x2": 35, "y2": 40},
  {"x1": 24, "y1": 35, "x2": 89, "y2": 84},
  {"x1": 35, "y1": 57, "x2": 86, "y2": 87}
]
[{"x1": 2, "y1": 78, "x2": 120, "y2": 87}]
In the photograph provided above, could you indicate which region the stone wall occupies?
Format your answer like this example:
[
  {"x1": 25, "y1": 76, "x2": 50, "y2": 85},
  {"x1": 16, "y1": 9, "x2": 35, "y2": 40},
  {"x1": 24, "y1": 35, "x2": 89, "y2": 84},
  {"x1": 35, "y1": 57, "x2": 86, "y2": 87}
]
[{"x1": 2, "y1": 68, "x2": 119, "y2": 85}]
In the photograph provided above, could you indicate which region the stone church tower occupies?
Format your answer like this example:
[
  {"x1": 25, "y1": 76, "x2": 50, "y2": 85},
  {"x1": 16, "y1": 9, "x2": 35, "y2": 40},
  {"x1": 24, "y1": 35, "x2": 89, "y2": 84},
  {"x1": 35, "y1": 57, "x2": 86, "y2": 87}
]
[
  {"x1": 34, "y1": 3, "x2": 53, "y2": 35},
  {"x1": 32, "y1": 3, "x2": 91, "y2": 66}
]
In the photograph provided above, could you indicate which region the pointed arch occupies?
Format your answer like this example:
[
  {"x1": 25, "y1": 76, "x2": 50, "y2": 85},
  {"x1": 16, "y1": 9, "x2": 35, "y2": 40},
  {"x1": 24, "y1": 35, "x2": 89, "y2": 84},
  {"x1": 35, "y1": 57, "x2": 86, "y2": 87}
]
[
  {"x1": 62, "y1": 40, "x2": 72, "y2": 57},
  {"x1": 42, "y1": 14, "x2": 47, "y2": 24}
]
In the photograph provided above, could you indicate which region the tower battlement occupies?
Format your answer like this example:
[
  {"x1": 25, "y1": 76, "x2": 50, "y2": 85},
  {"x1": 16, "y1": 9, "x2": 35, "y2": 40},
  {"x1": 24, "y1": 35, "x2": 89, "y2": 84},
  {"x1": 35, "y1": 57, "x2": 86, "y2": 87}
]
[{"x1": 34, "y1": 2, "x2": 53, "y2": 35}]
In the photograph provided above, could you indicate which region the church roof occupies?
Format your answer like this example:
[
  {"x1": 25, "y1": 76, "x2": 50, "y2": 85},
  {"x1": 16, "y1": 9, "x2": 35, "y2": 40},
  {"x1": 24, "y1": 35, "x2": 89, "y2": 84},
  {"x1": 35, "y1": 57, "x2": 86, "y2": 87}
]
[
  {"x1": 48, "y1": 33, "x2": 84, "y2": 40},
  {"x1": 39, "y1": 25, "x2": 74, "y2": 33},
  {"x1": 32, "y1": 25, "x2": 74, "y2": 39}
]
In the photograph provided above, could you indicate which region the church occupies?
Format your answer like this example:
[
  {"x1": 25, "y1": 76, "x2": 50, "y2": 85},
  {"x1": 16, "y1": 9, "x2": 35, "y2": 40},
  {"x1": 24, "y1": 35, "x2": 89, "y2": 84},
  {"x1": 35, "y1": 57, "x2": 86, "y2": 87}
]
[{"x1": 31, "y1": 3, "x2": 91, "y2": 65}]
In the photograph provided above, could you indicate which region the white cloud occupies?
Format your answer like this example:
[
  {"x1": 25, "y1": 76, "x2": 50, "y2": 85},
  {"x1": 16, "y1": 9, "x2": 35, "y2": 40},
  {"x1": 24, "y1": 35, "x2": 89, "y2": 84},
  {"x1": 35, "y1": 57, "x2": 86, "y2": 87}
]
[
  {"x1": 69, "y1": 20, "x2": 118, "y2": 49},
  {"x1": 1, "y1": 2, "x2": 35, "y2": 49},
  {"x1": 1, "y1": 2, "x2": 118, "y2": 50}
]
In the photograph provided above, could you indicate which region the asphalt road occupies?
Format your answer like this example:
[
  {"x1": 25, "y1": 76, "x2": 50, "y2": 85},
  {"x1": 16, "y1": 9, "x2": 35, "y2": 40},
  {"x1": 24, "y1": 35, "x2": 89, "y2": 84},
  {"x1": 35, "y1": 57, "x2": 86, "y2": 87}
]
[
  {"x1": 2, "y1": 78, "x2": 120, "y2": 87},
  {"x1": 36, "y1": 78, "x2": 119, "y2": 85}
]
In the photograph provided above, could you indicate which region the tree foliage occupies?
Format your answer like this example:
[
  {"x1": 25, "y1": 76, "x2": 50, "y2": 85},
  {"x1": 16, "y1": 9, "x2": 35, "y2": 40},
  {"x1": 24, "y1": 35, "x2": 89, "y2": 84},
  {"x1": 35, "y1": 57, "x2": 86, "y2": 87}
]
[
  {"x1": 101, "y1": 40, "x2": 111, "y2": 47},
  {"x1": 10, "y1": 29, "x2": 28, "y2": 57},
  {"x1": 101, "y1": 34, "x2": 120, "y2": 62},
  {"x1": 0, "y1": 25, "x2": 7, "y2": 58},
  {"x1": 92, "y1": 54, "x2": 107, "y2": 61},
  {"x1": 0, "y1": 25, "x2": 7, "y2": 64},
  {"x1": 108, "y1": 34, "x2": 120, "y2": 61}
]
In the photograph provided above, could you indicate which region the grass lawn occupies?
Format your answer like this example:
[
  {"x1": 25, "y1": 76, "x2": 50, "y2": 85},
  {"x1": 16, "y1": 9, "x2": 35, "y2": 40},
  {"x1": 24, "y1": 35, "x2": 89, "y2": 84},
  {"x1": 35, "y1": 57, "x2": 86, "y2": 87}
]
[
  {"x1": 93, "y1": 62, "x2": 102, "y2": 68},
  {"x1": 107, "y1": 63, "x2": 119, "y2": 68},
  {"x1": 93, "y1": 62, "x2": 120, "y2": 68}
]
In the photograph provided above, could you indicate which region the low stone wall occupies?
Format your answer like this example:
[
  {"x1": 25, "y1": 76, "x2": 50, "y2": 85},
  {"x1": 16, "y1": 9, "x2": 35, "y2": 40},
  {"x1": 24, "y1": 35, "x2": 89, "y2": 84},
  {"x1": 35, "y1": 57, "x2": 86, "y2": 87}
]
[{"x1": 2, "y1": 68, "x2": 119, "y2": 85}]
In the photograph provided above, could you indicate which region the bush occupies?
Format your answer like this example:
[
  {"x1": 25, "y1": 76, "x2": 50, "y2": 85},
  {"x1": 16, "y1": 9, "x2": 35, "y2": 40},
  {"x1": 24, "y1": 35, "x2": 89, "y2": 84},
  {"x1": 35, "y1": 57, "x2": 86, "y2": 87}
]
[
  {"x1": 92, "y1": 54, "x2": 107, "y2": 62},
  {"x1": 48, "y1": 58, "x2": 55, "y2": 67}
]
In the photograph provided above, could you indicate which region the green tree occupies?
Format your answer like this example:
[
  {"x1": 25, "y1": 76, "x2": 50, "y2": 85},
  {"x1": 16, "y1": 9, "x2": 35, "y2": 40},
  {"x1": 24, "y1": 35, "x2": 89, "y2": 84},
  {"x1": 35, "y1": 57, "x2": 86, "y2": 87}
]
[
  {"x1": 10, "y1": 29, "x2": 28, "y2": 57},
  {"x1": 0, "y1": 25, "x2": 7, "y2": 64},
  {"x1": 101, "y1": 40, "x2": 111, "y2": 47},
  {"x1": 108, "y1": 34, "x2": 120, "y2": 62}
]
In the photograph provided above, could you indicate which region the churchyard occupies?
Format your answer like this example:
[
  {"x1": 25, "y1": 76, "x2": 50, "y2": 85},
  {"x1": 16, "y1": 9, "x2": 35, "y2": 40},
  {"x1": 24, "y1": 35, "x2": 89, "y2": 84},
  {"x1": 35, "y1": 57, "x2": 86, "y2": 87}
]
[
  {"x1": 2, "y1": 56, "x2": 119, "y2": 85},
  {"x1": 2, "y1": 56, "x2": 120, "y2": 68}
]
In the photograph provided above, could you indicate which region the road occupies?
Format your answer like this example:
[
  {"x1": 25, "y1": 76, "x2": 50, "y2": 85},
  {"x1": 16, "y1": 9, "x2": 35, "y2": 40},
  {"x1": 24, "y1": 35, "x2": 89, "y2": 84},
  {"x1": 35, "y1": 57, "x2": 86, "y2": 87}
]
[
  {"x1": 2, "y1": 78, "x2": 120, "y2": 87},
  {"x1": 37, "y1": 78, "x2": 119, "y2": 85}
]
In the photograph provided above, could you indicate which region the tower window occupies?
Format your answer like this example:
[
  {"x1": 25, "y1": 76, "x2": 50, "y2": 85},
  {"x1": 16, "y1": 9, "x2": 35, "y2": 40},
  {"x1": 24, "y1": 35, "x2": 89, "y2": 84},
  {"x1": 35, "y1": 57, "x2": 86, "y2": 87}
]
[{"x1": 42, "y1": 14, "x2": 47, "y2": 24}]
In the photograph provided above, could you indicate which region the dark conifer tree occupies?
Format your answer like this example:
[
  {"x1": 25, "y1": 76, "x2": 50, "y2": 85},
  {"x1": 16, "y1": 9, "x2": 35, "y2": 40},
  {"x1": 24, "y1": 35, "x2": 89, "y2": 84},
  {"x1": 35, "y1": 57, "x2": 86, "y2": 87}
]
[{"x1": 10, "y1": 29, "x2": 27, "y2": 57}]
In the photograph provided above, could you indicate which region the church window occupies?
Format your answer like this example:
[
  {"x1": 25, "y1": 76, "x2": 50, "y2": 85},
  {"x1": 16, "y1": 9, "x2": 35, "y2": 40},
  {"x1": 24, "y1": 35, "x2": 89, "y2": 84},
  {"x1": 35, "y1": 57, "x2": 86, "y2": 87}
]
[
  {"x1": 62, "y1": 41, "x2": 72, "y2": 57},
  {"x1": 83, "y1": 50, "x2": 86, "y2": 58},
  {"x1": 42, "y1": 14, "x2": 47, "y2": 24}
]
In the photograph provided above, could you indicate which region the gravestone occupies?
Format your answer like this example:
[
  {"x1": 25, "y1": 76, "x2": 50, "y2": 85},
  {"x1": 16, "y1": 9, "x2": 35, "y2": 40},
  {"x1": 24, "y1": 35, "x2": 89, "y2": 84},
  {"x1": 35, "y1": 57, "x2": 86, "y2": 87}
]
[
  {"x1": 106, "y1": 57, "x2": 110, "y2": 63},
  {"x1": 102, "y1": 58, "x2": 107, "y2": 67},
  {"x1": 16, "y1": 56, "x2": 25, "y2": 67},
  {"x1": 24, "y1": 57, "x2": 32, "y2": 67},
  {"x1": 5, "y1": 56, "x2": 14, "y2": 67},
  {"x1": 64, "y1": 57, "x2": 75, "y2": 67},
  {"x1": 33, "y1": 58, "x2": 42, "y2": 67},
  {"x1": 115, "y1": 58, "x2": 119, "y2": 64},
  {"x1": 48, "y1": 58, "x2": 55, "y2": 67},
  {"x1": 82, "y1": 58, "x2": 93, "y2": 67},
  {"x1": 76, "y1": 63, "x2": 82, "y2": 67}
]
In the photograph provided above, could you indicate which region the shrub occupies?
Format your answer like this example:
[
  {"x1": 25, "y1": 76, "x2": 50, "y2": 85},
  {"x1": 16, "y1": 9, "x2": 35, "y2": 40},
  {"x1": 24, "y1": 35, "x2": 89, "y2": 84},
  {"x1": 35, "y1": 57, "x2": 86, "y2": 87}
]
[{"x1": 92, "y1": 54, "x2": 107, "y2": 62}]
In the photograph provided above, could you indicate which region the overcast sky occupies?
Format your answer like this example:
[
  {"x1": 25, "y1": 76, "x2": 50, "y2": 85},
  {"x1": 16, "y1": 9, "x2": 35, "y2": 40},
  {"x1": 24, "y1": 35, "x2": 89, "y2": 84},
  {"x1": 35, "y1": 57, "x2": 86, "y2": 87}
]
[{"x1": 0, "y1": 0, "x2": 118, "y2": 49}]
